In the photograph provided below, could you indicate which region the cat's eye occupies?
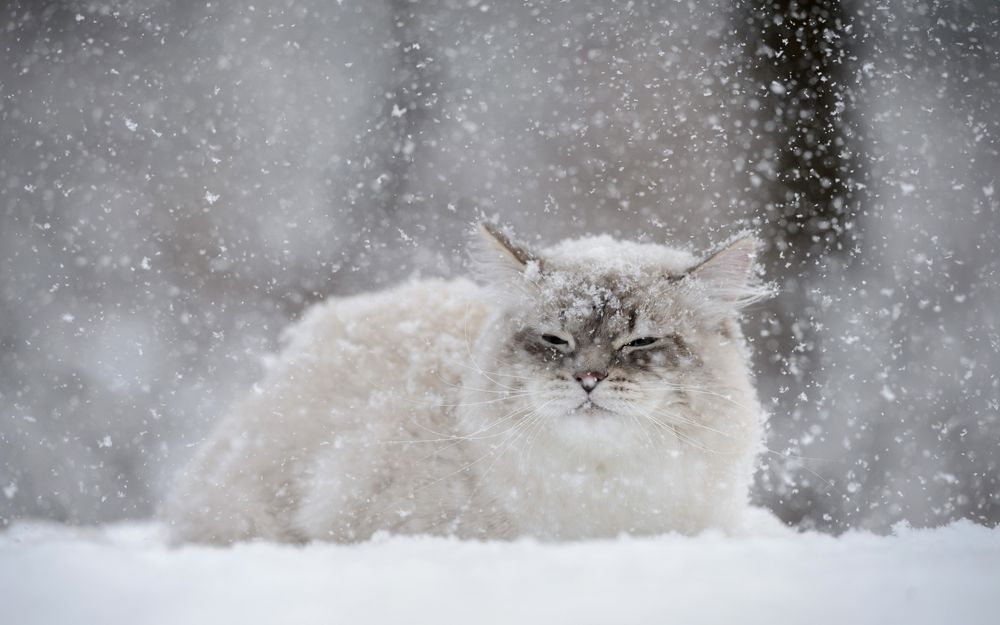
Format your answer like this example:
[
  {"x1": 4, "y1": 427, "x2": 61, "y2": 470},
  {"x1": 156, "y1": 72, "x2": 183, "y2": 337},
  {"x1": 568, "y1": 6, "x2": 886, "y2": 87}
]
[
  {"x1": 541, "y1": 334, "x2": 569, "y2": 346},
  {"x1": 623, "y1": 337, "x2": 658, "y2": 349}
]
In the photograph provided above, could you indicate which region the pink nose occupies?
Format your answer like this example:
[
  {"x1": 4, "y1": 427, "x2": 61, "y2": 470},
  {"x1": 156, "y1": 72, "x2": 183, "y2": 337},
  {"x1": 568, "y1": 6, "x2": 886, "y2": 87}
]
[{"x1": 574, "y1": 370, "x2": 607, "y2": 392}]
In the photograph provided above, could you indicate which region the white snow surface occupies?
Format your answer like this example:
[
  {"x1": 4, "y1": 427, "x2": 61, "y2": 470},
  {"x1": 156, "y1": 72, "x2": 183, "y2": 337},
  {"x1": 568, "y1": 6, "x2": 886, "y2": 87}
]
[{"x1": 1, "y1": 521, "x2": 997, "y2": 625}]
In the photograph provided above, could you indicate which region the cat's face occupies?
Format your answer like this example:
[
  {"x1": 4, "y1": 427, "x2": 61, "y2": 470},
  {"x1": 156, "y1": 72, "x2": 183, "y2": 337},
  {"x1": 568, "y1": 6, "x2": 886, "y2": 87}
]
[
  {"x1": 504, "y1": 272, "x2": 700, "y2": 434},
  {"x1": 471, "y1": 224, "x2": 766, "y2": 451}
]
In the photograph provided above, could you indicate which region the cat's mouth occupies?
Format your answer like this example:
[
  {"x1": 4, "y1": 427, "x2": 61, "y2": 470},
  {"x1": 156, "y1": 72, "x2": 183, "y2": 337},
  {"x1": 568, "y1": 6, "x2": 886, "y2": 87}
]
[{"x1": 570, "y1": 400, "x2": 617, "y2": 417}]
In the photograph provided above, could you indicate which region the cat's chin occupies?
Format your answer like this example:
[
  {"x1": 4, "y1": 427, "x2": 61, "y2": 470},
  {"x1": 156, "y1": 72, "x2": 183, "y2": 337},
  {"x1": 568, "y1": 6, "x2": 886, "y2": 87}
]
[{"x1": 538, "y1": 401, "x2": 644, "y2": 452}]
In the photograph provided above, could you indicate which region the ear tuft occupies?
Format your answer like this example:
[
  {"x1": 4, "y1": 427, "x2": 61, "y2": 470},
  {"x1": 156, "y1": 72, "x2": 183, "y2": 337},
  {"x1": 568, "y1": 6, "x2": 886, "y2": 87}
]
[
  {"x1": 471, "y1": 222, "x2": 539, "y2": 284},
  {"x1": 687, "y1": 234, "x2": 770, "y2": 310}
]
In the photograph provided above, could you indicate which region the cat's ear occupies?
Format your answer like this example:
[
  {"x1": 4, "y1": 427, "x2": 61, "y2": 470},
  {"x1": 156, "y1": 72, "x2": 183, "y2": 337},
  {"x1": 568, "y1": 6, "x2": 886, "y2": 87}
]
[
  {"x1": 471, "y1": 222, "x2": 540, "y2": 284},
  {"x1": 686, "y1": 234, "x2": 769, "y2": 309}
]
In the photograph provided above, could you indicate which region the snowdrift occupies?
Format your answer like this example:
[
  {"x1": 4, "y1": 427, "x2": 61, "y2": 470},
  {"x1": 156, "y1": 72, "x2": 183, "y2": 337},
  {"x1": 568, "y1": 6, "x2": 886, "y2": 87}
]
[{"x1": 1, "y1": 521, "x2": 997, "y2": 625}]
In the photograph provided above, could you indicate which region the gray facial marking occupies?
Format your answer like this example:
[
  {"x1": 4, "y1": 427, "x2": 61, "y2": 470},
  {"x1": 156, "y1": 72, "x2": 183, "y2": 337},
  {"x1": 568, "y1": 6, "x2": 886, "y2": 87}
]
[
  {"x1": 512, "y1": 327, "x2": 562, "y2": 364},
  {"x1": 627, "y1": 309, "x2": 638, "y2": 334}
]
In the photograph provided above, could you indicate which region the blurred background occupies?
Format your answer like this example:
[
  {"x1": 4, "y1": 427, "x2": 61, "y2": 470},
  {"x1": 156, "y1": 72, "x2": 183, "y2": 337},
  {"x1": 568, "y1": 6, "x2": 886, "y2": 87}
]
[{"x1": 1, "y1": 0, "x2": 997, "y2": 532}]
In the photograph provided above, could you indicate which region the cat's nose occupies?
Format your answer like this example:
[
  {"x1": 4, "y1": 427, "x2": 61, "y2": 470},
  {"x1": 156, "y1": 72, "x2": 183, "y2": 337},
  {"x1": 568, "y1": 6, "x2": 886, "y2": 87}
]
[{"x1": 574, "y1": 370, "x2": 607, "y2": 392}]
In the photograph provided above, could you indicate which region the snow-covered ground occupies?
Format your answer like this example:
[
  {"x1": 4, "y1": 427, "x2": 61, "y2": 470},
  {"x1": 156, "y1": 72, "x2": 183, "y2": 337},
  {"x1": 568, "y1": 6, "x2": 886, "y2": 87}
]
[{"x1": 1, "y1": 522, "x2": 997, "y2": 625}]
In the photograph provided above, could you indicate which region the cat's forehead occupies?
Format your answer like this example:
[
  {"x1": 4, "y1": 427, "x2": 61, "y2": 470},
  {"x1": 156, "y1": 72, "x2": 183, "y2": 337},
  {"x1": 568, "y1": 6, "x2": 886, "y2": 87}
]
[
  {"x1": 509, "y1": 237, "x2": 703, "y2": 334},
  {"x1": 543, "y1": 271, "x2": 641, "y2": 311},
  {"x1": 541, "y1": 235, "x2": 696, "y2": 274},
  {"x1": 534, "y1": 270, "x2": 678, "y2": 335}
]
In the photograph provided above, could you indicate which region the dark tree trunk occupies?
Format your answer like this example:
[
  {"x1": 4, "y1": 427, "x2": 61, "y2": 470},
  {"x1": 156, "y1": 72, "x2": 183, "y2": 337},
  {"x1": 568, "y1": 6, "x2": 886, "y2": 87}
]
[
  {"x1": 734, "y1": 0, "x2": 868, "y2": 528},
  {"x1": 741, "y1": 0, "x2": 864, "y2": 260}
]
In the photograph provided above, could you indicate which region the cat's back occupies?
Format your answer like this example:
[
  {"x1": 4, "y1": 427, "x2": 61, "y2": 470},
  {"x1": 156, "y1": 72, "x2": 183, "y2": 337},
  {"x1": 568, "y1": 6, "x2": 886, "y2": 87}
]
[
  {"x1": 280, "y1": 276, "x2": 489, "y2": 388},
  {"x1": 236, "y1": 276, "x2": 491, "y2": 441},
  {"x1": 164, "y1": 278, "x2": 492, "y2": 543}
]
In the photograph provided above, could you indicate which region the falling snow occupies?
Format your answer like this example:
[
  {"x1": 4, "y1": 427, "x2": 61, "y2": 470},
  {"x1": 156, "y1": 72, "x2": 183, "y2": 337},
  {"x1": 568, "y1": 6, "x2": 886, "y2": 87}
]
[{"x1": 1, "y1": 0, "x2": 998, "y2": 613}]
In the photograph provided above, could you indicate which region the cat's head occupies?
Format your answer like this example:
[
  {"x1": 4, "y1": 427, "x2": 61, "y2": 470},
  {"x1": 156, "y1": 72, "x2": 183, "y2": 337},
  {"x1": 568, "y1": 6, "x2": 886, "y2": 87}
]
[{"x1": 467, "y1": 222, "x2": 770, "y2": 453}]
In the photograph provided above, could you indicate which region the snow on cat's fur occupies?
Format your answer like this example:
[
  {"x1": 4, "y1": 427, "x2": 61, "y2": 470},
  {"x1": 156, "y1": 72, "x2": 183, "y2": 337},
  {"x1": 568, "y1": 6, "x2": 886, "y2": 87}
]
[{"x1": 163, "y1": 225, "x2": 777, "y2": 543}]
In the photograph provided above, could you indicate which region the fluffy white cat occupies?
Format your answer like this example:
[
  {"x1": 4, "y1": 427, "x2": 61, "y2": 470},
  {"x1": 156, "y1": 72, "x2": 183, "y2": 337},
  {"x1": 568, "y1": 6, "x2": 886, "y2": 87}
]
[{"x1": 163, "y1": 224, "x2": 780, "y2": 543}]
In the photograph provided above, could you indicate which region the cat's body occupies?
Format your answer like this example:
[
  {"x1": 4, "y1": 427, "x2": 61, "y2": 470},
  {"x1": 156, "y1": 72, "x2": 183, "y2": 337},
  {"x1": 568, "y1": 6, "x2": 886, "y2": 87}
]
[{"x1": 164, "y1": 227, "x2": 777, "y2": 544}]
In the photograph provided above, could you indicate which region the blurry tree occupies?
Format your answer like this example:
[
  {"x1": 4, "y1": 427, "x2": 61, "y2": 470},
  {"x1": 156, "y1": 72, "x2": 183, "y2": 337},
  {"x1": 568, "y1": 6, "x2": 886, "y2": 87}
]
[
  {"x1": 733, "y1": 0, "x2": 867, "y2": 528},
  {"x1": 330, "y1": 0, "x2": 447, "y2": 284}
]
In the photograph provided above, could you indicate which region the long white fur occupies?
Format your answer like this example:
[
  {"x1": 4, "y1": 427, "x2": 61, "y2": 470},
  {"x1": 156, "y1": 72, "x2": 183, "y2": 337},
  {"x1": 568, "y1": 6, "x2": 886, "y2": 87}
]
[{"x1": 163, "y1": 228, "x2": 780, "y2": 543}]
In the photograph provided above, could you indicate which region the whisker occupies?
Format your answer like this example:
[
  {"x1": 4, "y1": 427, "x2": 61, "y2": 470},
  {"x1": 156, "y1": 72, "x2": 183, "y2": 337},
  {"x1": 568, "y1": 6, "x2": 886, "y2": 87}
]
[
  {"x1": 399, "y1": 392, "x2": 534, "y2": 409},
  {"x1": 470, "y1": 401, "x2": 554, "y2": 498},
  {"x1": 384, "y1": 401, "x2": 541, "y2": 445},
  {"x1": 639, "y1": 383, "x2": 754, "y2": 411},
  {"x1": 647, "y1": 407, "x2": 736, "y2": 439},
  {"x1": 408, "y1": 404, "x2": 545, "y2": 465},
  {"x1": 519, "y1": 406, "x2": 556, "y2": 466},
  {"x1": 441, "y1": 356, "x2": 534, "y2": 381},
  {"x1": 460, "y1": 306, "x2": 526, "y2": 391},
  {"x1": 625, "y1": 411, "x2": 658, "y2": 449},
  {"x1": 415, "y1": 401, "x2": 550, "y2": 506},
  {"x1": 430, "y1": 370, "x2": 521, "y2": 394},
  {"x1": 760, "y1": 447, "x2": 842, "y2": 493},
  {"x1": 623, "y1": 401, "x2": 729, "y2": 455}
]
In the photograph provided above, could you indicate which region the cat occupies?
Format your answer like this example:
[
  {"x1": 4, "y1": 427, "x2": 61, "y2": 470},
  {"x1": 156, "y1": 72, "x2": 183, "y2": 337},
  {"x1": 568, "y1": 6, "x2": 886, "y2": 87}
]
[{"x1": 162, "y1": 223, "x2": 780, "y2": 544}]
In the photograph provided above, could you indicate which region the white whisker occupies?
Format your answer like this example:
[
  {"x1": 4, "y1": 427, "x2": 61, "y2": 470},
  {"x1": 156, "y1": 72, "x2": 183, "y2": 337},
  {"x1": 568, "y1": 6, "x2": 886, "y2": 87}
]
[
  {"x1": 648, "y1": 407, "x2": 736, "y2": 439},
  {"x1": 639, "y1": 383, "x2": 754, "y2": 411}
]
